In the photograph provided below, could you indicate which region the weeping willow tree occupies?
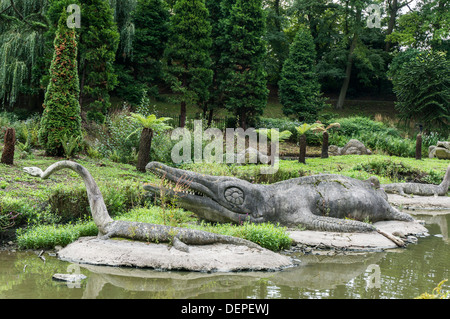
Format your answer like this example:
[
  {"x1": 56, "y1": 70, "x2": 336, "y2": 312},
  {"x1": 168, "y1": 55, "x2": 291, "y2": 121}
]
[
  {"x1": 0, "y1": 0, "x2": 152, "y2": 111},
  {"x1": 110, "y1": 0, "x2": 137, "y2": 57},
  {"x1": 0, "y1": 0, "x2": 48, "y2": 107}
]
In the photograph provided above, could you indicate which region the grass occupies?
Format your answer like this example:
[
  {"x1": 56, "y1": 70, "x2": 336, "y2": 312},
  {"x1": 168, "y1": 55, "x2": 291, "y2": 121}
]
[
  {"x1": 180, "y1": 155, "x2": 450, "y2": 185},
  {"x1": 110, "y1": 94, "x2": 398, "y2": 123},
  {"x1": 3, "y1": 148, "x2": 449, "y2": 251},
  {"x1": 1, "y1": 153, "x2": 295, "y2": 251},
  {"x1": 1, "y1": 98, "x2": 448, "y2": 251}
]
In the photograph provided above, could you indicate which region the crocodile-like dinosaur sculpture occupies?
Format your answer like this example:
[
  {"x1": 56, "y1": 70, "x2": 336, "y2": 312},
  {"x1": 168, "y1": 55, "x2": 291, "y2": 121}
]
[
  {"x1": 23, "y1": 161, "x2": 261, "y2": 252},
  {"x1": 382, "y1": 165, "x2": 450, "y2": 197},
  {"x1": 144, "y1": 162, "x2": 414, "y2": 246}
]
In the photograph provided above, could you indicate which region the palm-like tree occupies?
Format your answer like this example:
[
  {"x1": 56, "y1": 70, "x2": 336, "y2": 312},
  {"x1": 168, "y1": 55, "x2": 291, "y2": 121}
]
[
  {"x1": 295, "y1": 123, "x2": 324, "y2": 164},
  {"x1": 312, "y1": 123, "x2": 341, "y2": 159},
  {"x1": 128, "y1": 113, "x2": 172, "y2": 172}
]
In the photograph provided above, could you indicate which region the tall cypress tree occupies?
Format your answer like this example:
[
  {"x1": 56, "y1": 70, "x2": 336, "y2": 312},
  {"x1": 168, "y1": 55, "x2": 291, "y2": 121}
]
[
  {"x1": 279, "y1": 25, "x2": 325, "y2": 122},
  {"x1": 221, "y1": 0, "x2": 268, "y2": 129},
  {"x1": 164, "y1": 0, "x2": 213, "y2": 128},
  {"x1": 78, "y1": 0, "x2": 120, "y2": 122},
  {"x1": 132, "y1": 0, "x2": 170, "y2": 96},
  {"x1": 204, "y1": 0, "x2": 234, "y2": 124},
  {"x1": 39, "y1": 10, "x2": 82, "y2": 156}
]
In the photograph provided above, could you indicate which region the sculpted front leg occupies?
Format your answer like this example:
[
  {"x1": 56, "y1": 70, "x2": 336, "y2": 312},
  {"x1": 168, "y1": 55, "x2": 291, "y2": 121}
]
[
  {"x1": 296, "y1": 210, "x2": 405, "y2": 247},
  {"x1": 297, "y1": 210, "x2": 376, "y2": 233}
]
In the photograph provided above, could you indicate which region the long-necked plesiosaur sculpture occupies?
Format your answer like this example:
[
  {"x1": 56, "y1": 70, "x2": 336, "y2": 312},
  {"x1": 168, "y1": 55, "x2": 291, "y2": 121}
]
[
  {"x1": 23, "y1": 161, "x2": 261, "y2": 252},
  {"x1": 382, "y1": 164, "x2": 450, "y2": 197}
]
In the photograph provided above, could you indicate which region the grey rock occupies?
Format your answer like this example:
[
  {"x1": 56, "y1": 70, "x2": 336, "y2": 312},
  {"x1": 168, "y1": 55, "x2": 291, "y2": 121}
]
[
  {"x1": 52, "y1": 273, "x2": 87, "y2": 282},
  {"x1": 435, "y1": 147, "x2": 450, "y2": 160},
  {"x1": 329, "y1": 139, "x2": 371, "y2": 156}
]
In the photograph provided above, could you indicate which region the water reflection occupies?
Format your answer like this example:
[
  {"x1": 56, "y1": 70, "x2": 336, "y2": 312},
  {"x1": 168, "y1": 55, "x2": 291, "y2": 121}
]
[
  {"x1": 0, "y1": 213, "x2": 448, "y2": 299},
  {"x1": 77, "y1": 252, "x2": 383, "y2": 298}
]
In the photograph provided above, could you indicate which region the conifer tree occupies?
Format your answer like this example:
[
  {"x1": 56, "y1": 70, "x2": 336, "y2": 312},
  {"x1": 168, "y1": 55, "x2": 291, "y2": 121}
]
[
  {"x1": 279, "y1": 25, "x2": 325, "y2": 123},
  {"x1": 164, "y1": 0, "x2": 213, "y2": 128},
  {"x1": 220, "y1": 0, "x2": 269, "y2": 129},
  {"x1": 39, "y1": 10, "x2": 82, "y2": 156},
  {"x1": 131, "y1": 0, "x2": 170, "y2": 97},
  {"x1": 78, "y1": 0, "x2": 120, "y2": 122}
]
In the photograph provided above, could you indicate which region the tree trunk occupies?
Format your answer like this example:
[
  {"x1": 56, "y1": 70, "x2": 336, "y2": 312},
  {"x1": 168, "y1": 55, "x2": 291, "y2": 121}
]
[
  {"x1": 136, "y1": 128, "x2": 154, "y2": 173},
  {"x1": 385, "y1": 0, "x2": 398, "y2": 52},
  {"x1": 336, "y1": 33, "x2": 358, "y2": 109},
  {"x1": 240, "y1": 111, "x2": 247, "y2": 130},
  {"x1": 207, "y1": 108, "x2": 214, "y2": 127},
  {"x1": 415, "y1": 134, "x2": 422, "y2": 160},
  {"x1": 1, "y1": 128, "x2": 15, "y2": 165},
  {"x1": 299, "y1": 134, "x2": 306, "y2": 164},
  {"x1": 180, "y1": 101, "x2": 187, "y2": 128},
  {"x1": 336, "y1": 6, "x2": 361, "y2": 110},
  {"x1": 79, "y1": 62, "x2": 87, "y2": 109},
  {"x1": 321, "y1": 131, "x2": 329, "y2": 159}
]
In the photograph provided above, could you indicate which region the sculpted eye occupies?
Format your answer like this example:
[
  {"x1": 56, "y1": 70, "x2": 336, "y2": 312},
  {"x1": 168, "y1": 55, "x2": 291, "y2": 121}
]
[{"x1": 224, "y1": 187, "x2": 244, "y2": 205}]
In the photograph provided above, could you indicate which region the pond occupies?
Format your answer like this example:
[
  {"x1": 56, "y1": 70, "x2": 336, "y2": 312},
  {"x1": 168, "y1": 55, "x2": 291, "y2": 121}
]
[{"x1": 0, "y1": 212, "x2": 448, "y2": 299}]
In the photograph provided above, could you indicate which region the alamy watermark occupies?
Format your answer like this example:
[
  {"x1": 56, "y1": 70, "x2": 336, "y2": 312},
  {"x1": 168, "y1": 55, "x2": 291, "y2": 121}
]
[
  {"x1": 66, "y1": 4, "x2": 81, "y2": 29},
  {"x1": 366, "y1": 4, "x2": 381, "y2": 29},
  {"x1": 366, "y1": 264, "x2": 381, "y2": 289}
]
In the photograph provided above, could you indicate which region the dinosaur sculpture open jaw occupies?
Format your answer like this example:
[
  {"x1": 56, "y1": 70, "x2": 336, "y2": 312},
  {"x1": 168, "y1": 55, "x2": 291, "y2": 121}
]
[
  {"x1": 144, "y1": 162, "x2": 214, "y2": 199},
  {"x1": 144, "y1": 162, "x2": 261, "y2": 224}
]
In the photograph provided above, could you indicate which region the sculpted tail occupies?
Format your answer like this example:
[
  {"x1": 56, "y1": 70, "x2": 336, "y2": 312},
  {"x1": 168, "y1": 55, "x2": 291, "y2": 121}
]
[{"x1": 439, "y1": 165, "x2": 450, "y2": 192}]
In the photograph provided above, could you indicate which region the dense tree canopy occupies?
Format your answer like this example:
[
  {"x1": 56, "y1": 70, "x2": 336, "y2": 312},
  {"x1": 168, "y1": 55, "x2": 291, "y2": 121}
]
[
  {"x1": 38, "y1": 10, "x2": 82, "y2": 156},
  {"x1": 0, "y1": 0, "x2": 448, "y2": 130}
]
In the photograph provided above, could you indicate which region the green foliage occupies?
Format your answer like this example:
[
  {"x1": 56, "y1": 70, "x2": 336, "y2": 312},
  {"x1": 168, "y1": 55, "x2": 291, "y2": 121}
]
[
  {"x1": 61, "y1": 133, "x2": 81, "y2": 159},
  {"x1": 387, "y1": 0, "x2": 450, "y2": 49},
  {"x1": 255, "y1": 128, "x2": 292, "y2": 142},
  {"x1": 279, "y1": 24, "x2": 325, "y2": 122},
  {"x1": 47, "y1": 179, "x2": 146, "y2": 222},
  {"x1": 353, "y1": 159, "x2": 443, "y2": 184},
  {"x1": 96, "y1": 109, "x2": 141, "y2": 163},
  {"x1": 220, "y1": 0, "x2": 269, "y2": 128},
  {"x1": 79, "y1": 0, "x2": 120, "y2": 119},
  {"x1": 391, "y1": 50, "x2": 450, "y2": 135},
  {"x1": 38, "y1": 11, "x2": 82, "y2": 156},
  {"x1": 415, "y1": 279, "x2": 449, "y2": 299},
  {"x1": 326, "y1": 116, "x2": 449, "y2": 158},
  {"x1": 127, "y1": 113, "x2": 172, "y2": 132},
  {"x1": 16, "y1": 220, "x2": 98, "y2": 249},
  {"x1": 295, "y1": 122, "x2": 324, "y2": 136},
  {"x1": 0, "y1": 0, "x2": 47, "y2": 106},
  {"x1": 195, "y1": 221, "x2": 292, "y2": 251},
  {"x1": 132, "y1": 0, "x2": 169, "y2": 93},
  {"x1": 164, "y1": 0, "x2": 213, "y2": 120}
]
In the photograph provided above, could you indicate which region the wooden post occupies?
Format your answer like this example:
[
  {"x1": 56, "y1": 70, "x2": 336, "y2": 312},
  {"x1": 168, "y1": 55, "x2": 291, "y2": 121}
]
[
  {"x1": 299, "y1": 134, "x2": 306, "y2": 164},
  {"x1": 1, "y1": 128, "x2": 16, "y2": 165},
  {"x1": 415, "y1": 134, "x2": 422, "y2": 160},
  {"x1": 322, "y1": 131, "x2": 329, "y2": 159}
]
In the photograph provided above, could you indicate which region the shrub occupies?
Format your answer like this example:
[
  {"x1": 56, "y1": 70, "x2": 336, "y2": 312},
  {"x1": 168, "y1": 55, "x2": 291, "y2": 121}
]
[
  {"x1": 96, "y1": 108, "x2": 141, "y2": 164},
  {"x1": 327, "y1": 116, "x2": 425, "y2": 157},
  {"x1": 16, "y1": 220, "x2": 98, "y2": 249},
  {"x1": 391, "y1": 50, "x2": 450, "y2": 136},
  {"x1": 47, "y1": 180, "x2": 146, "y2": 222},
  {"x1": 38, "y1": 11, "x2": 82, "y2": 156},
  {"x1": 194, "y1": 221, "x2": 292, "y2": 251},
  {"x1": 279, "y1": 24, "x2": 325, "y2": 122},
  {"x1": 353, "y1": 159, "x2": 443, "y2": 184}
]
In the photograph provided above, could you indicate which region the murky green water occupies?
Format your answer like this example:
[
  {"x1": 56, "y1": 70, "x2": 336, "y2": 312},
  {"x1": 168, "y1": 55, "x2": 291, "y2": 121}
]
[{"x1": 1, "y1": 212, "x2": 448, "y2": 299}]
